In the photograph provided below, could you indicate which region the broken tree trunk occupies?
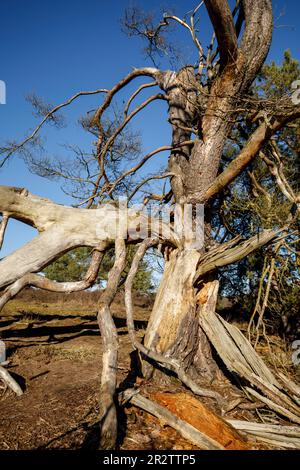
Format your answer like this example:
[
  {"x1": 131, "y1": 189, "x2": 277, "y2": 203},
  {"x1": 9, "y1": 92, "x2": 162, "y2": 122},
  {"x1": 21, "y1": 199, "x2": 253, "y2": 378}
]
[
  {"x1": 143, "y1": 248, "x2": 220, "y2": 381},
  {"x1": 199, "y1": 281, "x2": 300, "y2": 424}
]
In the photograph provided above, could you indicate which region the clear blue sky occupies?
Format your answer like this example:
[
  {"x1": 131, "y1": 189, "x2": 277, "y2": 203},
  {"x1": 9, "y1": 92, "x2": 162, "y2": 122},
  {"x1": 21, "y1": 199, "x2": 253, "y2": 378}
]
[{"x1": 0, "y1": 0, "x2": 299, "y2": 256}]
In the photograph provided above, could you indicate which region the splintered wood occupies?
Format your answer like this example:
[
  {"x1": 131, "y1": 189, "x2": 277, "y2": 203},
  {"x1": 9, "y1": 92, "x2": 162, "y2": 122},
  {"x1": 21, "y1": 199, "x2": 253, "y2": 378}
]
[
  {"x1": 198, "y1": 281, "x2": 300, "y2": 426},
  {"x1": 152, "y1": 392, "x2": 249, "y2": 450}
]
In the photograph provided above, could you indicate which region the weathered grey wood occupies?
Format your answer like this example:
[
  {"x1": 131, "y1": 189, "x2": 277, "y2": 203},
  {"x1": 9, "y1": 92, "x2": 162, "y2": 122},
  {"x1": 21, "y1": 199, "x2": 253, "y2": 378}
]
[
  {"x1": 245, "y1": 387, "x2": 300, "y2": 425},
  {"x1": 0, "y1": 365, "x2": 23, "y2": 396},
  {"x1": 227, "y1": 420, "x2": 300, "y2": 449},
  {"x1": 97, "y1": 239, "x2": 127, "y2": 449},
  {"x1": 227, "y1": 420, "x2": 300, "y2": 437},
  {"x1": 218, "y1": 314, "x2": 279, "y2": 385},
  {"x1": 143, "y1": 249, "x2": 201, "y2": 366},
  {"x1": 124, "y1": 240, "x2": 223, "y2": 404},
  {"x1": 0, "y1": 251, "x2": 104, "y2": 312},
  {"x1": 0, "y1": 185, "x2": 180, "y2": 290},
  {"x1": 277, "y1": 372, "x2": 300, "y2": 398},
  {"x1": 0, "y1": 213, "x2": 9, "y2": 250},
  {"x1": 199, "y1": 281, "x2": 300, "y2": 424}
]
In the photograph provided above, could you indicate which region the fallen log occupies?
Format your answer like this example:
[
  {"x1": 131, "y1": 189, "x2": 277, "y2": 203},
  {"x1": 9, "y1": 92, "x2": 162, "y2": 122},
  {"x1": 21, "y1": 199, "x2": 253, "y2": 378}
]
[{"x1": 121, "y1": 389, "x2": 225, "y2": 450}]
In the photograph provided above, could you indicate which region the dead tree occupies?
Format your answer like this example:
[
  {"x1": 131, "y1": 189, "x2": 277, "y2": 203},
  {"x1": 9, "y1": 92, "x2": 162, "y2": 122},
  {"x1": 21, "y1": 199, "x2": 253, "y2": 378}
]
[{"x1": 1, "y1": 0, "x2": 300, "y2": 449}]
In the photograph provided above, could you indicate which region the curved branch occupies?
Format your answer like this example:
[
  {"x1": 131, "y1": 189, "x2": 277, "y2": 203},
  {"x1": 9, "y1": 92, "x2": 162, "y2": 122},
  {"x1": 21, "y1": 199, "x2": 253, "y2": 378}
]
[
  {"x1": 0, "y1": 185, "x2": 181, "y2": 290},
  {"x1": 163, "y1": 13, "x2": 205, "y2": 65},
  {"x1": 98, "y1": 93, "x2": 167, "y2": 174},
  {"x1": 97, "y1": 238, "x2": 126, "y2": 449},
  {"x1": 0, "y1": 250, "x2": 105, "y2": 312},
  {"x1": 104, "y1": 141, "x2": 194, "y2": 199},
  {"x1": 202, "y1": 106, "x2": 300, "y2": 203},
  {"x1": 128, "y1": 173, "x2": 173, "y2": 201},
  {"x1": 0, "y1": 365, "x2": 23, "y2": 396},
  {"x1": 0, "y1": 213, "x2": 9, "y2": 250},
  {"x1": 124, "y1": 81, "x2": 157, "y2": 117},
  {"x1": 195, "y1": 227, "x2": 288, "y2": 282},
  {"x1": 92, "y1": 67, "x2": 160, "y2": 127}
]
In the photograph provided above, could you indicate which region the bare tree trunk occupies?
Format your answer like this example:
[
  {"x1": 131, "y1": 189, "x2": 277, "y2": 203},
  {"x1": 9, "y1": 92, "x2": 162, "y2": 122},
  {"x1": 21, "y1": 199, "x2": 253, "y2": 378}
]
[{"x1": 143, "y1": 249, "x2": 219, "y2": 381}]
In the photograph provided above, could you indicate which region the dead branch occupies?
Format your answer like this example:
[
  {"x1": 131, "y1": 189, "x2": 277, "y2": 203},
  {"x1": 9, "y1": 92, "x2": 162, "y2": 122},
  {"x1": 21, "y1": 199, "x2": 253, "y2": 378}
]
[
  {"x1": 245, "y1": 387, "x2": 300, "y2": 425},
  {"x1": 0, "y1": 250, "x2": 104, "y2": 312},
  {"x1": 92, "y1": 67, "x2": 160, "y2": 128},
  {"x1": 0, "y1": 88, "x2": 109, "y2": 167},
  {"x1": 0, "y1": 185, "x2": 181, "y2": 290},
  {"x1": 98, "y1": 93, "x2": 167, "y2": 172},
  {"x1": 195, "y1": 228, "x2": 286, "y2": 281},
  {"x1": 199, "y1": 281, "x2": 300, "y2": 424},
  {"x1": 261, "y1": 147, "x2": 300, "y2": 207},
  {"x1": 124, "y1": 81, "x2": 157, "y2": 117},
  {"x1": 227, "y1": 420, "x2": 300, "y2": 449},
  {"x1": 102, "y1": 141, "x2": 194, "y2": 199},
  {"x1": 0, "y1": 213, "x2": 9, "y2": 250},
  {"x1": 97, "y1": 239, "x2": 126, "y2": 449},
  {"x1": 162, "y1": 11, "x2": 205, "y2": 70},
  {"x1": 128, "y1": 173, "x2": 173, "y2": 201},
  {"x1": 0, "y1": 365, "x2": 23, "y2": 396}
]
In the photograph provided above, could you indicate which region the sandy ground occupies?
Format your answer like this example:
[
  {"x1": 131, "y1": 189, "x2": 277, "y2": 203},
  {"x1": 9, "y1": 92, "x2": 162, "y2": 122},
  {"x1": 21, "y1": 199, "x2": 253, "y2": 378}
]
[{"x1": 0, "y1": 297, "x2": 298, "y2": 450}]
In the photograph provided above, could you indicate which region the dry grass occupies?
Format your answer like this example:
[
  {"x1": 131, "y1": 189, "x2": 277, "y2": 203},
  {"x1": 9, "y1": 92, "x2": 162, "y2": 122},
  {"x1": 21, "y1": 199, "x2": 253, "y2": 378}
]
[{"x1": 34, "y1": 344, "x2": 95, "y2": 361}]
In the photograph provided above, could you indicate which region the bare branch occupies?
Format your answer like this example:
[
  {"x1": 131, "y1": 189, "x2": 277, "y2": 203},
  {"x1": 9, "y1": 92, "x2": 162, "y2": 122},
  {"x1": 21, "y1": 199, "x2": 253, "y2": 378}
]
[
  {"x1": 261, "y1": 144, "x2": 300, "y2": 207},
  {"x1": 92, "y1": 67, "x2": 160, "y2": 128},
  {"x1": 0, "y1": 185, "x2": 181, "y2": 290},
  {"x1": 128, "y1": 173, "x2": 173, "y2": 201},
  {"x1": 0, "y1": 213, "x2": 9, "y2": 251},
  {"x1": 163, "y1": 13, "x2": 205, "y2": 70},
  {"x1": 202, "y1": 108, "x2": 300, "y2": 203},
  {"x1": 97, "y1": 93, "x2": 167, "y2": 177},
  {"x1": 0, "y1": 88, "x2": 109, "y2": 167},
  {"x1": 195, "y1": 227, "x2": 288, "y2": 281},
  {"x1": 0, "y1": 365, "x2": 23, "y2": 396},
  {"x1": 107, "y1": 142, "x2": 192, "y2": 195},
  {"x1": 97, "y1": 238, "x2": 126, "y2": 449},
  {"x1": 124, "y1": 81, "x2": 157, "y2": 117},
  {"x1": 122, "y1": 390, "x2": 224, "y2": 450},
  {"x1": 0, "y1": 250, "x2": 104, "y2": 312}
]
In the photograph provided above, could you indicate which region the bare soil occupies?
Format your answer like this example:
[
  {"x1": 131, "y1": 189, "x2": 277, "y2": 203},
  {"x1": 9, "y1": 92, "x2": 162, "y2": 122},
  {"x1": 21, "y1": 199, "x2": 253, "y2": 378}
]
[{"x1": 0, "y1": 294, "x2": 298, "y2": 450}]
